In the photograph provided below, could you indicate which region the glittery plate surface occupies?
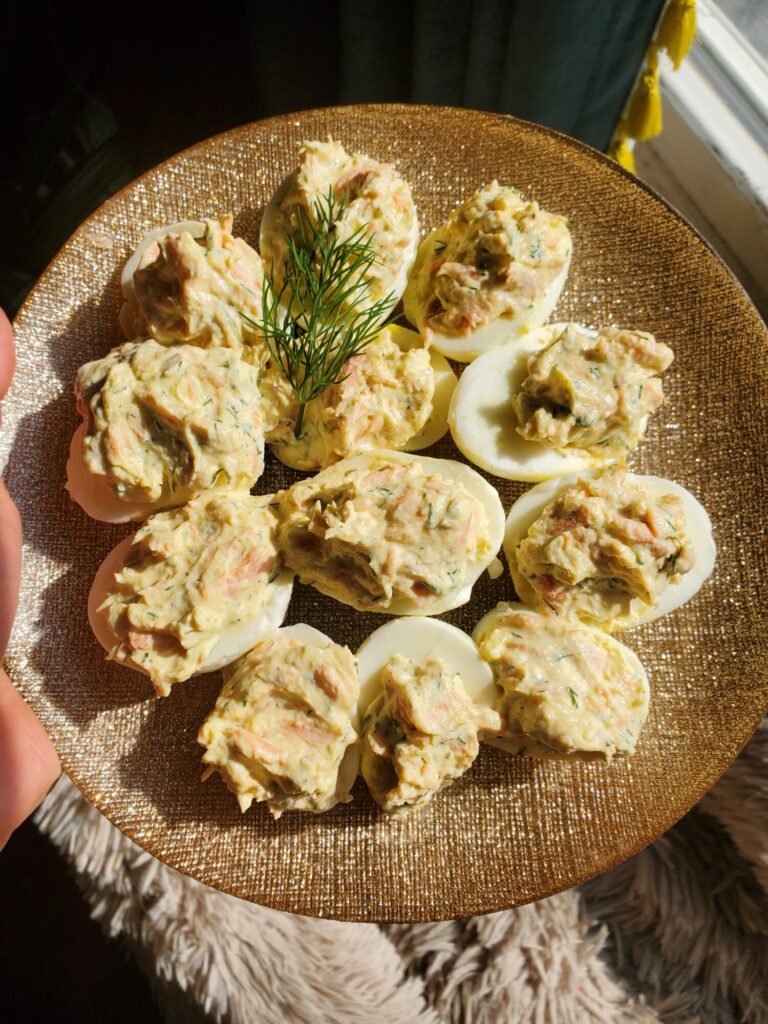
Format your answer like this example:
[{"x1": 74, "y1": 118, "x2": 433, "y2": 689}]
[{"x1": 3, "y1": 106, "x2": 767, "y2": 922}]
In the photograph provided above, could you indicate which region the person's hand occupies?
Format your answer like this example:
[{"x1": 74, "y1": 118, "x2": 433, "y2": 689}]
[{"x1": 0, "y1": 308, "x2": 60, "y2": 849}]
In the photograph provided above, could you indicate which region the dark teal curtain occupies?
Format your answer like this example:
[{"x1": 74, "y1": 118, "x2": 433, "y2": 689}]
[
  {"x1": 337, "y1": 0, "x2": 664, "y2": 151},
  {"x1": 1, "y1": 0, "x2": 663, "y2": 314}
]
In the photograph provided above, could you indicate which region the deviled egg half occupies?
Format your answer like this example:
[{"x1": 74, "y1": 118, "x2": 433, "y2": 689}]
[
  {"x1": 198, "y1": 624, "x2": 359, "y2": 817},
  {"x1": 473, "y1": 604, "x2": 650, "y2": 760},
  {"x1": 449, "y1": 323, "x2": 674, "y2": 482},
  {"x1": 276, "y1": 449, "x2": 505, "y2": 616},
  {"x1": 403, "y1": 181, "x2": 571, "y2": 362},
  {"x1": 260, "y1": 138, "x2": 419, "y2": 321},
  {"x1": 355, "y1": 618, "x2": 501, "y2": 815},
  {"x1": 504, "y1": 466, "x2": 716, "y2": 631},
  {"x1": 119, "y1": 215, "x2": 265, "y2": 352},
  {"x1": 266, "y1": 325, "x2": 457, "y2": 470},
  {"x1": 88, "y1": 491, "x2": 294, "y2": 696},
  {"x1": 67, "y1": 339, "x2": 265, "y2": 523}
]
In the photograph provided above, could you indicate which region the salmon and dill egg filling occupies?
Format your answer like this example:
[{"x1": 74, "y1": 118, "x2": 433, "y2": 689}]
[
  {"x1": 276, "y1": 459, "x2": 492, "y2": 612},
  {"x1": 75, "y1": 339, "x2": 264, "y2": 507},
  {"x1": 404, "y1": 181, "x2": 570, "y2": 339},
  {"x1": 512, "y1": 468, "x2": 695, "y2": 627},
  {"x1": 261, "y1": 138, "x2": 417, "y2": 312},
  {"x1": 98, "y1": 492, "x2": 284, "y2": 696},
  {"x1": 131, "y1": 215, "x2": 265, "y2": 351},
  {"x1": 268, "y1": 332, "x2": 434, "y2": 469},
  {"x1": 198, "y1": 634, "x2": 359, "y2": 817},
  {"x1": 475, "y1": 606, "x2": 649, "y2": 758},
  {"x1": 361, "y1": 654, "x2": 501, "y2": 814},
  {"x1": 514, "y1": 324, "x2": 674, "y2": 458}
]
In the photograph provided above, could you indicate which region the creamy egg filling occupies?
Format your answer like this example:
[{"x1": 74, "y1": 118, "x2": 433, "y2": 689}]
[
  {"x1": 268, "y1": 334, "x2": 434, "y2": 468},
  {"x1": 133, "y1": 215, "x2": 265, "y2": 350},
  {"x1": 404, "y1": 181, "x2": 570, "y2": 338},
  {"x1": 198, "y1": 634, "x2": 359, "y2": 816},
  {"x1": 277, "y1": 459, "x2": 492, "y2": 612},
  {"x1": 476, "y1": 606, "x2": 649, "y2": 758},
  {"x1": 361, "y1": 654, "x2": 500, "y2": 814},
  {"x1": 512, "y1": 468, "x2": 695, "y2": 625},
  {"x1": 262, "y1": 139, "x2": 416, "y2": 311},
  {"x1": 514, "y1": 325, "x2": 673, "y2": 457},
  {"x1": 75, "y1": 340, "x2": 264, "y2": 505},
  {"x1": 99, "y1": 492, "x2": 284, "y2": 695}
]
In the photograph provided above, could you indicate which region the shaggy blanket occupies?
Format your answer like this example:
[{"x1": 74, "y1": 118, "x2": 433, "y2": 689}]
[{"x1": 34, "y1": 720, "x2": 768, "y2": 1024}]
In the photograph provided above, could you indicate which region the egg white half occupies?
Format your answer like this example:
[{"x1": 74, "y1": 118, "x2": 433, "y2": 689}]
[
  {"x1": 390, "y1": 325, "x2": 457, "y2": 452},
  {"x1": 119, "y1": 220, "x2": 206, "y2": 338},
  {"x1": 239, "y1": 623, "x2": 360, "y2": 799},
  {"x1": 268, "y1": 325, "x2": 456, "y2": 470},
  {"x1": 348, "y1": 617, "x2": 497, "y2": 778},
  {"x1": 503, "y1": 468, "x2": 716, "y2": 630},
  {"x1": 448, "y1": 323, "x2": 616, "y2": 482},
  {"x1": 260, "y1": 170, "x2": 419, "y2": 323},
  {"x1": 328, "y1": 449, "x2": 505, "y2": 616},
  {"x1": 277, "y1": 623, "x2": 336, "y2": 647},
  {"x1": 471, "y1": 603, "x2": 650, "y2": 758},
  {"x1": 357, "y1": 616, "x2": 497, "y2": 720},
  {"x1": 66, "y1": 422, "x2": 192, "y2": 524},
  {"x1": 88, "y1": 534, "x2": 294, "y2": 687},
  {"x1": 404, "y1": 230, "x2": 571, "y2": 363}
]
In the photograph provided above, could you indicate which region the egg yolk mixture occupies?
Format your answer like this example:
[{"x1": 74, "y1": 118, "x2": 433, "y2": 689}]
[
  {"x1": 198, "y1": 634, "x2": 359, "y2": 817},
  {"x1": 512, "y1": 468, "x2": 695, "y2": 627},
  {"x1": 268, "y1": 333, "x2": 434, "y2": 468},
  {"x1": 100, "y1": 492, "x2": 283, "y2": 695},
  {"x1": 262, "y1": 138, "x2": 416, "y2": 310},
  {"x1": 477, "y1": 607, "x2": 649, "y2": 758},
  {"x1": 514, "y1": 325, "x2": 674, "y2": 457},
  {"x1": 132, "y1": 215, "x2": 265, "y2": 350},
  {"x1": 361, "y1": 654, "x2": 501, "y2": 814},
  {"x1": 404, "y1": 181, "x2": 570, "y2": 338},
  {"x1": 277, "y1": 459, "x2": 492, "y2": 612},
  {"x1": 76, "y1": 340, "x2": 264, "y2": 505}
]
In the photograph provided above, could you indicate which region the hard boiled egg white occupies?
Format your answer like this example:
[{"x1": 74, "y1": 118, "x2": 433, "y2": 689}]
[
  {"x1": 267, "y1": 325, "x2": 456, "y2": 471},
  {"x1": 388, "y1": 325, "x2": 458, "y2": 452},
  {"x1": 349, "y1": 617, "x2": 499, "y2": 777},
  {"x1": 331, "y1": 449, "x2": 505, "y2": 615},
  {"x1": 244, "y1": 623, "x2": 360, "y2": 799},
  {"x1": 404, "y1": 230, "x2": 571, "y2": 364},
  {"x1": 503, "y1": 468, "x2": 716, "y2": 630},
  {"x1": 472, "y1": 603, "x2": 650, "y2": 759},
  {"x1": 88, "y1": 534, "x2": 294, "y2": 687},
  {"x1": 448, "y1": 323, "x2": 612, "y2": 482},
  {"x1": 359, "y1": 324, "x2": 457, "y2": 453},
  {"x1": 356, "y1": 616, "x2": 498, "y2": 722},
  {"x1": 260, "y1": 170, "x2": 419, "y2": 324},
  {"x1": 66, "y1": 422, "x2": 161, "y2": 523},
  {"x1": 119, "y1": 220, "x2": 205, "y2": 338}
]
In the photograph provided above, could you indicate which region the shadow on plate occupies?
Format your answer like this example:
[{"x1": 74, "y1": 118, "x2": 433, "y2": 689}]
[{"x1": 32, "y1": 564, "x2": 149, "y2": 729}]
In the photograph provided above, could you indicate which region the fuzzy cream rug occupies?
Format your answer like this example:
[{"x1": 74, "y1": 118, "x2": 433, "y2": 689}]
[{"x1": 34, "y1": 721, "x2": 768, "y2": 1024}]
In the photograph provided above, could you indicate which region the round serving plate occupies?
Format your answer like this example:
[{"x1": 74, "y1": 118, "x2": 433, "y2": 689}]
[{"x1": 2, "y1": 105, "x2": 767, "y2": 922}]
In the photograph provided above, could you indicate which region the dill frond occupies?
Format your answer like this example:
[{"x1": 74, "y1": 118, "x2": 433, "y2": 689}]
[{"x1": 247, "y1": 187, "x2": 394, "y2": 437}]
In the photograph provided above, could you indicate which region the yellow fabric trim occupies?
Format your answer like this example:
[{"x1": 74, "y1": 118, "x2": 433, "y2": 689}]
[
  {"x1": 608, "y1": 138, "x2": 637, "y2": 174},
  {"x1": 656, "y1": 0, "x2": 697, "y2": 69},
  {"x1": 609, "y1": 0, "x2": 697, "y2": 173},
  {"x1": 625, "y1": 48, "x2": 664, "y2": 142}
]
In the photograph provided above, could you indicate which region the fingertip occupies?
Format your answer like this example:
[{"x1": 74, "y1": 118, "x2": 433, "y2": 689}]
[
  {"x1": 0, "y1": 670, "x2": 61, "y2": 849},
  {"x1": 0, "y1": 480, "x2": 22, "y2": 658},
  {"x1": 0, "y1": 308, "x2": 15, "y2": 400}
]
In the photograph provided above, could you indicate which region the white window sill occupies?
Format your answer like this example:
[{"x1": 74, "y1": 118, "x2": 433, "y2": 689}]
[{"x1": 634, "y1": 0, "x2": 768, "y2": 318}]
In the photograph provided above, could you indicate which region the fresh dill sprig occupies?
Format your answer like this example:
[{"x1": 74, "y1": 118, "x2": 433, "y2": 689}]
[{"x1": 248, "y1": 187, "x2": 394, "y2": 437}]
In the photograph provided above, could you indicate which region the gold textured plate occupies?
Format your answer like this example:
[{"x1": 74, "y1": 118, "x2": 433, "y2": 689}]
[{"x1": 3, "y1": 106, "x2": 767, "y2": 922}]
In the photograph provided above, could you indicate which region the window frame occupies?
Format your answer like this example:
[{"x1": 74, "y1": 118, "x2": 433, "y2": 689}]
[{"x1": 637, "y1": 0, "x2": 768, "y2": 315}]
